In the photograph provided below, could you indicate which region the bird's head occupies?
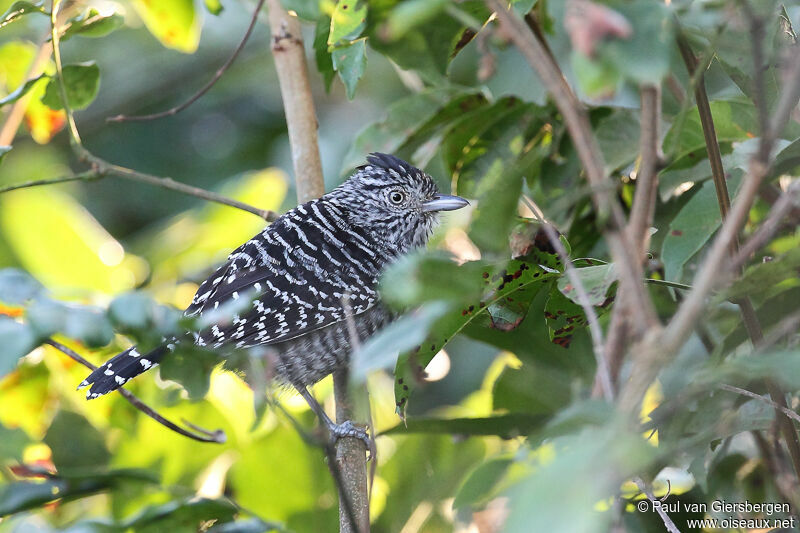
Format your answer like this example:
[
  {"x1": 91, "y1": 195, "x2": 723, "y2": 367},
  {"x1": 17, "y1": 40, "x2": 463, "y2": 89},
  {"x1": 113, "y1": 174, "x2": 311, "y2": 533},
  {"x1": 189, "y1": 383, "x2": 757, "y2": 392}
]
[{"x1": 332, "y1": 153, "x2": 469, "y2": 254}]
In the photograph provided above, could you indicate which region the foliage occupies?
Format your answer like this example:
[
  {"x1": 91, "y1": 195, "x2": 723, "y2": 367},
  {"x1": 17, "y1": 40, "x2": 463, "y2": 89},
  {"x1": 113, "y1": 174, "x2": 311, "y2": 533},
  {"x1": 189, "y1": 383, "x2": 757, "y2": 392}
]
[{"x1": 1, "y1": 0, "x2": 800, "y2": 532}]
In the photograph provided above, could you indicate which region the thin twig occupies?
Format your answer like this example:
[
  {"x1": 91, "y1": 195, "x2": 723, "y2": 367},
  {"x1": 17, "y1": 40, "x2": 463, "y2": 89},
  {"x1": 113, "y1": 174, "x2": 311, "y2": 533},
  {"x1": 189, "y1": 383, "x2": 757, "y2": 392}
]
[
  {"x1": 633, "y1": 477, "x2": 681, "y2": 533},
  {"x1": 521, "y1": 196, "x2": 613, "y2": 401},
  {"x1": 50, "y1": 0, "x2": 81, "y2": 146},
  {"x1": 719, "y1": 384, "x2": 800, "y2": 425},
  {"x1": 44, "y1": 340, "x2": 226, "y2": 443},
  {"x1": 107, "y1": 0, "x2": 266, "y2": 123},
  {"x1": 628, "y1": 85, "x2": 662, "y2": 257},
  {"x1": 0, "y1": 170, "x2": 102, "y2": 194},
  {"x1": 84, "y1": 152, "x2": 277, "y2": 220},
  {"x1": 733, "y1": 180, "x2": 800, "y2": 270}
]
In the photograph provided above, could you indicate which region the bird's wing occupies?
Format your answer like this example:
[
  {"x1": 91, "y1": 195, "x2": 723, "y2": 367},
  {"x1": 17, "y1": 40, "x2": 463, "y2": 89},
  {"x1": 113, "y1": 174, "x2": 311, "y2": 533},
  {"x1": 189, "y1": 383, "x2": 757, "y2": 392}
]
[{"x1": 185, "y1": 201, "x2": 383, "y2": 348}]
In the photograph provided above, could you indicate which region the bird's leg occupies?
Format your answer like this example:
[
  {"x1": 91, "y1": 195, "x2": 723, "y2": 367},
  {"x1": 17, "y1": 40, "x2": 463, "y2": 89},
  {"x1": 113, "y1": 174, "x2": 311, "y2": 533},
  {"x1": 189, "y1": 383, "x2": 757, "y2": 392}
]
[{"x1": 296, "y1": 386, "x2": 375, "y2": 459}]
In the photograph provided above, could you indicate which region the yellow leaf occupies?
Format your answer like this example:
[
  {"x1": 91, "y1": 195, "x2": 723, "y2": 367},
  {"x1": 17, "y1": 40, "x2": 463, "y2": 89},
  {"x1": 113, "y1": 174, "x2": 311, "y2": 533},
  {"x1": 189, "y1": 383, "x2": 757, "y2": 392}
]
[{"x1": 132, "y1": 0, "x2": 201, "y2": 53}]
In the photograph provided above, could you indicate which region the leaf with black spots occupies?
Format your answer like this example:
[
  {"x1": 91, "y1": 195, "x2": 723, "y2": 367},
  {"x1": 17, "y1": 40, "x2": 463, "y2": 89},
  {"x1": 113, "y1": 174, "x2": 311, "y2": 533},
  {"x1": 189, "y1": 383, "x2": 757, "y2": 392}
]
[{"x1": 392, "y1": 255, "x2": 563, "y2": 416}]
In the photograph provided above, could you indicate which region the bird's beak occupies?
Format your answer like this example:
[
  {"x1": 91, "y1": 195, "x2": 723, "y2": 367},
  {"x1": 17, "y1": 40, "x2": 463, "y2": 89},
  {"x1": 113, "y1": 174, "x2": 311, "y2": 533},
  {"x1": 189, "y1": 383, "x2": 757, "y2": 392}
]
[{"x1": 422, "y1": 194, "x2": 470, "y2": 213}]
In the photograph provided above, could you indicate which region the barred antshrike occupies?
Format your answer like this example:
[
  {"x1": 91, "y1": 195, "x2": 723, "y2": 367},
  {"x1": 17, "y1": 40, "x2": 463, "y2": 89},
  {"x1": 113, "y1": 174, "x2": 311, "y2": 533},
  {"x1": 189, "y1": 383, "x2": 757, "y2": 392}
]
[{"x1": 79, "y1": 153, "x2": 468, "y2": 441}]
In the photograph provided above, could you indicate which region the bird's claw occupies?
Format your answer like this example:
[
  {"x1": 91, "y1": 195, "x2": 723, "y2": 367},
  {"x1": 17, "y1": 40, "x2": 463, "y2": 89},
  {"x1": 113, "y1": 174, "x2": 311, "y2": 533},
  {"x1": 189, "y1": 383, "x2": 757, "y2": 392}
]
[{"x1": 326, "y1": 419, "x2": 376, "y2": 460}]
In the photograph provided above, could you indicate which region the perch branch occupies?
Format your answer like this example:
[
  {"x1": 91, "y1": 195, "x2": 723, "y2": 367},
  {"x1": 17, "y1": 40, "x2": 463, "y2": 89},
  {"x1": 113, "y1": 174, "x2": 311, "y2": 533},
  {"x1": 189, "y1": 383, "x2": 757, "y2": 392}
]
[
  {"x1": 45, "y1": 340, "x2": 226, "y2": 443},
  {"x1": 266, "y1": 1, "x2": 368, "y2": 531},
  {"x1": 267, "y1": 0, "x2": 324, "y2": 203},
  {"x1": 107, "y1": 0, "x2": 266, "y2": 123}
]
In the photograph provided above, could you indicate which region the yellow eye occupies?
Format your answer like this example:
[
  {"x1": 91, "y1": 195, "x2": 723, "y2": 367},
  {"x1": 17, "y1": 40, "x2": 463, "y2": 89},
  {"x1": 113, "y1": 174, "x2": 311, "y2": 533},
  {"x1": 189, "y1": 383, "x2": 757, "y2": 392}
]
[{"x1": 389, "y1": 190, "x2": 406, "y2": 205}]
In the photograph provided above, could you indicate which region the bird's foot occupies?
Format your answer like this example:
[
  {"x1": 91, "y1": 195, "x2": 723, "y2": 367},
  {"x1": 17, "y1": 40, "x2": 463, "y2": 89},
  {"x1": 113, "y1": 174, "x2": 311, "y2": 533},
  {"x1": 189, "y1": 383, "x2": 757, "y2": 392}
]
[{"x1": 325, "y1": 419, "x2": 375, "y2": 460}]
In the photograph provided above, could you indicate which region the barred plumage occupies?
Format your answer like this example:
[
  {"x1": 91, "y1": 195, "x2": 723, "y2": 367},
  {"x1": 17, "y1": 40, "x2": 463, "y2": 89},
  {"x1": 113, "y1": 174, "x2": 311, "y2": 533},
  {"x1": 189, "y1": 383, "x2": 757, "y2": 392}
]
[{"x1": 79, "y1": 153, "x2": 468, "y2": 400}]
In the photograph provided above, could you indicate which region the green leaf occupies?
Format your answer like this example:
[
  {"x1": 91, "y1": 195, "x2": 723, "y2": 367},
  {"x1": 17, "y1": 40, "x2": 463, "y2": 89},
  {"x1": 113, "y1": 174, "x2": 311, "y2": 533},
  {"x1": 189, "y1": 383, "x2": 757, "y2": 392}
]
[
  {"x1": 0, "y1": 422, "x2": 30, "y2": 461},
  {"x1": 503, "y1": 425, "x2": 655, "y2": 533},
  {"x1": 313, "y1": 16, "x2": 335, "y2": 90},
  {"x1": 544, "y1": 284, "x2": 588, "y2": 348},
  {"x1": 0, "y1": 1, "x2": 46, "y2": 28},
  {"x1": 332, "y1": 38, "x2": 366, "y2": 100},
  {"x1": 26, "y1": 298, "x2": 113, "y2": 347},
  {"x1": 61, "y1": 9, "x2": 124, "y2": 40},
  {"x1": 328, "y1": 0, "x2": 366, "y2": 46},
  {"x1": 367, "y1": 0, "x2": 489, "y2": 82},
  {"x1": 41, "y1": 62, "x2": 100, "y2": 111},
  {"x1": 351, "y1": 302, "x2": 448, "y2": 383},
  {"x1": 453, "y1": 457, "x2": 513, "y2": 510},
  {"x1": 599, "y1": 1, "x2": 674, "y2": 85},
  {"x1": 0, "y1": 74, "x2": 44, "y2": 106},
  {"x1": 596, "y1": 108, "x2": 640, "y2": 173},
  {"x1": 204, "y1": 0, "x2": 224, "y2": 15},
  {"x1": 43, "y1": 410, "x2": 110, "y2": 470},
  {"x1": 119, "y1": 497, "x2": 237, "y2": 532},
  {"x1": 722, "y1": 247, "x2": 800, "y2": 302},
  {"x1": 342, "y1": 88, "x2": 486, "y2": 172},
  {"x1": 391, "y1": 254, "x2": 562, "y2": 414},
  {"x1": 661, "y1": 173, "x2": 743, "y2": 282},
  {"x1": 0, "y1": 268, "x2": 44, "y2": 305},
  {"x1": 64, "y1": 305, "x2": 114, "y2": 348},
  {"x1": 209, "y1": 518, "x2": 286, "y2": 533},
  {"x1": 0, "y1": 469, "x2": 154, "y2": 517},
  {"x1": 0, "y1": 145, "x2": 10, "y2": 164},
  {"x1": 0, "y1": 317, "x2": 38, "y2": 377},
  {"x1": 381, "y1": 0, "x2": 449, "y2": 40},
  {"x1": 663, "y1": 99, "x2": 760, "y2": 159},
  {"x1": 557, "y1": 262, "x2": 616, "y2": 307},
  {"x1": 571, "y1": 51, "x2": 622, "y2": 99},
  {"x1": 159, "y1": 347, "x2": 222, "y2": 399}
]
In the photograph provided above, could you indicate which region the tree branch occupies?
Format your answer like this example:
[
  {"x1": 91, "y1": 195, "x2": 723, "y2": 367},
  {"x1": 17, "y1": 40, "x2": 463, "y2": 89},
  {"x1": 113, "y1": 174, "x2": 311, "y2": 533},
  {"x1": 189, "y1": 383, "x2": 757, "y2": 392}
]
[
  {"x1": 267, "y1": 0, "x2": 324, "y2": 203},
  {"x1": 621, "y1": 32, "x2": 800, "y2": 466},
  {"x1": 0, "y1": 163, "x2": 278, "y2": 221},
  {"x1": 486, "y1": 0, "x2": 658, "y2": 335},
  {"x1": 628, "y1": 85, "x2": 662, "y2": 257},
  {"x1": 107, "y1": 0, "x2": 266, "y2": 123},
  {"x1": 45, "y1": 339, "x2": 226, "y2": 443}
]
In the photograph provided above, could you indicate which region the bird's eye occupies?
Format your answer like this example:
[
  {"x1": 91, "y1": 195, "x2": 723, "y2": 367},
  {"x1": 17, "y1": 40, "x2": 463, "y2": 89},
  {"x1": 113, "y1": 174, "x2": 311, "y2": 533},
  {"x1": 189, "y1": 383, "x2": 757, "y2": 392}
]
[{"x1": 388, "y1": 190, "x2": 406, "y2": 205}]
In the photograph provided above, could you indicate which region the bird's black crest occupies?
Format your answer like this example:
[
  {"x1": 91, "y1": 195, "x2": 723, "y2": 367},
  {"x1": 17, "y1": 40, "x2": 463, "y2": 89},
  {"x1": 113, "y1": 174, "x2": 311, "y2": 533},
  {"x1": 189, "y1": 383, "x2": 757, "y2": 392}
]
[{"x1": 366, "y1": 152, "x2": 418, "y2": 176}]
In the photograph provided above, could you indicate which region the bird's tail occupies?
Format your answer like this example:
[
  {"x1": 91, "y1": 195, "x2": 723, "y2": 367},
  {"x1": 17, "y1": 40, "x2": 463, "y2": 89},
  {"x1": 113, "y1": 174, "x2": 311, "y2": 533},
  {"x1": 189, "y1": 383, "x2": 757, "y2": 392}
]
[{"x1": 78, "y1": 345, "x2": 167, "y2": 399}]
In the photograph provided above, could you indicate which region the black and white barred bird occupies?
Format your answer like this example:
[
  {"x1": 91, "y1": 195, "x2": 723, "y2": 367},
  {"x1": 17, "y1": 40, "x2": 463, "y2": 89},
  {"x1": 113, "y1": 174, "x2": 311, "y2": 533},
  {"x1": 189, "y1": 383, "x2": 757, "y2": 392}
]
[{"x1": 79, "y1": 153, "x2": 468, "y2": 438}]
